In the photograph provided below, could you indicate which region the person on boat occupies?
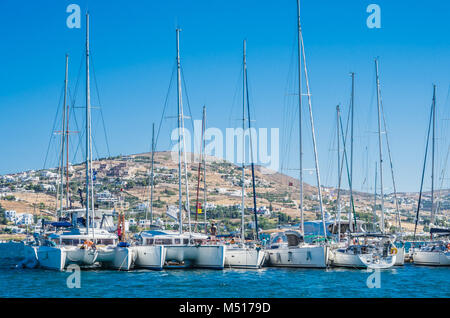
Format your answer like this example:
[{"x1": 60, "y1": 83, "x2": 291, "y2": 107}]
[
  {"x1": 118, "y1": 225, "x2": 123, "y2": 241},
  {"x1": 210, "y1": 222, "x2": 217, "y2": 238}
]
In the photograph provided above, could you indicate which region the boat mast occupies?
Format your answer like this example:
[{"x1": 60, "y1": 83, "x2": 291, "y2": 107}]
[
  {"x1": 85, "y1": 12, "x2": 91, "y2": 235},
  {"x1": 349, "y1": 72, "x2": 355, "y2": 233},
  {"x1": 176, "y1": 28, "x2": 183, "y2": 235},
  {"x1": 58, "y1": 54, "x2": 69, "y2": 219},
  {"x1": 413, "y1": 93, "x2": 434, "y2": 240},
  {"x1": 375, "y1": 59, "x2": 384, "y2": 233},
  {"x1": 431, "y1": 84, "x2": 436, "y2": 226},
  {"x1": 373, "y1": 162, "x2": 377, "y2": 232},
  {"x1": 148, "y1": 122, "x2": 155, "y2": 226},
  {"x1": 336, "y1": 105, "x2": 342, "y2": 241},
  {"x1": 195, "y1": 106, "x2": 206, "y2": 232},
  {"x1": 296, "y1": 0, "x2": 304, "y2": 235},
  {"x1": 241, "y1": 40, "x2": 246, "y2": 243},
  {"x1": 202, "y1": 106, "x2": 207, "y2": 234},
  {"x1": 65, "y1": 54, "x2": 70, "y2": 211},
  {"x1": 298, "y1": 6, "x2": 327, "y2": 238},
  {"x1": 244, "y1": 41, "x2": 260, "y2": 242}
]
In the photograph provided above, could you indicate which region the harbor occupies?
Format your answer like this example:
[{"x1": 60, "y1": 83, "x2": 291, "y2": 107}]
[{"x1": 0, "y1": 0, "x2": 449, "y2": 301}]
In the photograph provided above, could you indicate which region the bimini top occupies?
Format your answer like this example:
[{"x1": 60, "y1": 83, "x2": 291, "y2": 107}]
[
  {"x1": 350, "y1": 232, "x2": 395, "y2": 239},
  {"x1": 430, "y1": 227, "x2": 450, "y2": 236},
  {"x1": 140, "y1": 230, "x2": 209, "y2": 240}
]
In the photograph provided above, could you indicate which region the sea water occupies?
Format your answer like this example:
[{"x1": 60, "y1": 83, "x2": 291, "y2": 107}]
[{"x1": 0, "y1": 258, "x2": 448, "y2": 298}]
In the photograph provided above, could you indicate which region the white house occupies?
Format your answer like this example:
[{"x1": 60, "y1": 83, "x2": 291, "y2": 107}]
[
  {"x1": 4, "y1": 210, "x2": 16, "y2": 222},
  {"x1": 15, "y1": 213, "x2": 34, "y2": 225}
]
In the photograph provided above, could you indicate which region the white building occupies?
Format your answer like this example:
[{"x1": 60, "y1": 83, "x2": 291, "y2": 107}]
[
  {"x1": 96, "y1": 190, "x2": 118, "y2": 203},
  {"x1": 4, "y1": 210, "x2": 16, "y2": 222}
]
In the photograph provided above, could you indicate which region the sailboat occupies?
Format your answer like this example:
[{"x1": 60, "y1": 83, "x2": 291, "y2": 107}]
[
  {"x1": 36, "y1": 13, "x2": 138, "y2": 271},
  {"x1": 266, "y1": 0, "x2": 328, "y2": 268},
  {"x1": 413, "y1": 85, "x2": 450, "y2": 266},
  {"x1": 224, "y1": 40, "x2": 265, "y2": 269},
  {"x1": 133, "y1": 124, "x2": 167, "y2": 270},
  {"x1": 136, "y1": 28, "x2": 225, "y2": 269},
  {"x1": 330, "y1": 60, "x2": 397, "y2": 269}
]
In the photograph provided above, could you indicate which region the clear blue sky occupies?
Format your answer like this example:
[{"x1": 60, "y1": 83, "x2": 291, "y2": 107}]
[{"x1": 0, "y1": 0, "x2": 449, "y2": 193}]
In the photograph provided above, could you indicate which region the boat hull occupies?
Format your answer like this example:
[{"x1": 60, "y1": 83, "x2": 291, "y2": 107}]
[
  {"x1": 133, "y1": 245, "x2": 166, "y2": 270},
  {"x1": 36, "y1": 246, "x2": 67, "y2": 271},
  {"x1": 266, "y1": 245, "x2": 328, "y2": 268},
  {"x1": 224, "y1": 247, "x2": 265, "y2": 269},
  {"x1": 331, "y1": 250, "x2": 396, "y2": 269},
  {"x1": 98, "y1": 246, "x2": 136, "y2": 270},
  {"x1": 413, "y1": 250, "x2": 450, "y2": 266},
  {"x1": 394, "y1": 247, "x2": 405, "y2": 266},
  {"x1": 165, "y1": 245, "x2": 225, "y2": 269}
]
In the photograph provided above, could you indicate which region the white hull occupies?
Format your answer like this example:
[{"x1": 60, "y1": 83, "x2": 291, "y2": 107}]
[
  {"x1": 224, "y1": 247, "x2": 265, "y2": 269},
  {"x1": 413, "y1": 250, "x2": 450, "y2": 266},
  {"x1": 165, "y1": 245, "x2": 225, "y2": 269},
  {"x1": 97, "y1": 246, "x2": 136, "y2": 270},
  {"x1": 36, "y1": 246, "x2": 67, "y2": 271},
  {"x1": 0, "y1": 241, "x2": 27, "y2": 259},
  {"x1": 133, "y1": 245, "x2": 166, "y2": 270},
  {"x1": 394, "y1": 247, "x2": 405, "y2": 266},
  {"x1": 65, "y1": 247, "x2": 98, "y2": 266},
  {"x1": 266, "y1": 245, "x2": 328, "y2": 268},
  {"x1": 331, "y1": 250, "x2": 396, "y2": 269}
]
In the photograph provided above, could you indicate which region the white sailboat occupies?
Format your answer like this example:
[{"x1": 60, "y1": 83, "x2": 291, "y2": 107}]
[
  {"x1": 330, "y1": 233, "x2": 397, "y2": 269},
  {"x1": 224, "y1": 40, "x2": 265, "y2": 269},
  {"x1": 266, "y1": 231, "x2": 328, "y2": 268},
  {"x1": 412, "y1": 86, "x2": 450, "y2": 266},
  {"x1": 132, "y1": 124, "x2": 167, "y2": 270},
  {"x1": 330, "y1": 59, "x2": 397, "y2": 269},
  {"x1": 137, "y1": 28, "x2": 225, "y2": 270},
  {"x1": 266, "y1": 0, "x2": 328, "y2": 268},
  {"x1": 35, "y1": 13, "x2": 136, "y2": 271},
  {"x1": 413, "y1": 237, "x2": 450, "y2": 266}
]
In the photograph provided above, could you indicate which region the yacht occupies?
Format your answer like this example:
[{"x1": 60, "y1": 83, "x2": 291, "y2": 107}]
[
  {"x1": 137, "y1": 230, "x2": 225, "y2": 269},
  {"x1": 329, "y1": 233, "x2": 397, "y2": 269},
  {"x1": 413, "y1": 228, "x2": 450, "y2": 266},
  {"x1": 266, "y1": 231, "x2": 328, "y2": 268}
]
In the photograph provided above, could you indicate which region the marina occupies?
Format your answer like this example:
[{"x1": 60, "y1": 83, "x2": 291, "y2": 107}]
[{"x1": 0, "y1": 0, "x2": 449, "y2": 302}]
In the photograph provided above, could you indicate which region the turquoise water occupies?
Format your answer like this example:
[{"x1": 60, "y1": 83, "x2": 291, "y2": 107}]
[{"x1": 0, "y1": 259, "x2": 449, "y2": 298}]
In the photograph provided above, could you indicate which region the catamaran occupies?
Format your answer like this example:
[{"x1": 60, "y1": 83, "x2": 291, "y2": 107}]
[
  {"x1": 34, "y1": 13, "x2": 137, "y2": 271},
  {"x1": 136, "y1": 28, "x2": 225, "y2": 270}
]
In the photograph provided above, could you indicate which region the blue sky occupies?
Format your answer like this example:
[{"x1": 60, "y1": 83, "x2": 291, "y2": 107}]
[{"x1": 0, "y1": 0, "x2": 449, "y2": 193}]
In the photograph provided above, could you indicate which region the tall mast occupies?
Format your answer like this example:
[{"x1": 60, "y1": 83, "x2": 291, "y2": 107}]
[
  {"x1": 85, "y1": 12, "x2": 91, "y2": 234},
  {"x1": 176, "y1": 28, "x2": 183, "y2": 235},
  {"x1": 296, "y1": 0, "x2": 304, "y2": 234},
  {"x1": 148, "y1": 122, "x2": 155, "y2": 226},
  {"x1": 375, "y1": 59, "x2": 384, "y2": 233},
  {"x1": 349, "y1": 72, "x2": 355, "y2": 232},
  {"x1": 299, "y1": 8, "x2": 327, "y2": 238},
  {"x1": 202, "y1": 106, "x2": 207, "y2": 234},
  {"x1": 65, "y1": 55, "x2": 70, "y2": 210},
  {"x1": 431, "y1": 84, "x2": 436, "y2": 226},
  {"x1": 58, "y1": 55, "x2": 69, "y2": 219},
  {"x1": 241, "y1": 40, "x2": 247, "y2": 243},
  {"x1": 373, "y1": 162, "x2": 377, "y2": 232},
  {"x1": 195, "y1": 106, "x2": 206, "y2": 231},
  {"x1": 413, "y1": 89, "x2": 434, "y2": 239},
  {"x1": 336, "y1": 105, "x2": 342, "y2": 241},
  {"x1": 244, "y1": 41, "x2": 260, "y2": 241}
]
